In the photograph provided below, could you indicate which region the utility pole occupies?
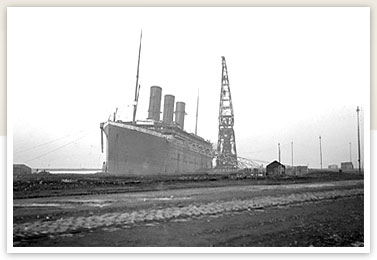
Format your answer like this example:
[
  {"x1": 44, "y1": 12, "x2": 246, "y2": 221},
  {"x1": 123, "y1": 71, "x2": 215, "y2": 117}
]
[
  {"x1": 357, "y1": 106, "x2": 361, "y2": 173},
  {"x1": 195, "y1": 89, "x2": 199, "y2": 135},
  {"x1": 349, "y1": 142, "x2": 352, "y2": 163},
  {"x1": 319, "y1": 136, "x2": 323, "y2": 170},
  {"x1": 291, "y1": 141, "x2": 293, "y2": 167},
  {"x1": 278, "y1": 143, "x2": 281, "y2": 163}
]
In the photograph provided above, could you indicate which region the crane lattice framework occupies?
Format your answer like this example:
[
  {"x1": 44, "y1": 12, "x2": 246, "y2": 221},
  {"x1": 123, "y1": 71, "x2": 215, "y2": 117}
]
[{"x1": 216, "y1": 56, "x2": 238, "y2": 169}]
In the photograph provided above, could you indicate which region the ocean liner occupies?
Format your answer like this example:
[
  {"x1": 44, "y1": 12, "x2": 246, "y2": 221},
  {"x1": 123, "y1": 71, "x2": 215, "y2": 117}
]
[{"x1": 100, "y1": 33, "x2": 213, "y2": 176}]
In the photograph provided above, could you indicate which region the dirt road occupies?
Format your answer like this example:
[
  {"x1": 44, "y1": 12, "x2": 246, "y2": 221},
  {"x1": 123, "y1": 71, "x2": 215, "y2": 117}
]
[{"x1": 13, "y1": 179, "x2": 364, "y2": 247}]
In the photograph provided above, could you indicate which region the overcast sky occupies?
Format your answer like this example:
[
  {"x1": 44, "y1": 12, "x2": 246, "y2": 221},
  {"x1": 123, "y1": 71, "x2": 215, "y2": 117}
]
[{"x1": 8, "y1": 7, "x2": 369, "y2": 169}]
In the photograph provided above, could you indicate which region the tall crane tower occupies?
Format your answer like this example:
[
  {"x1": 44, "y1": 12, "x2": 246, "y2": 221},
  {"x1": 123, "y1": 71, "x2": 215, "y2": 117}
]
[{"x1": 216, "y1": 56, "x2": 238, "y2": 169}]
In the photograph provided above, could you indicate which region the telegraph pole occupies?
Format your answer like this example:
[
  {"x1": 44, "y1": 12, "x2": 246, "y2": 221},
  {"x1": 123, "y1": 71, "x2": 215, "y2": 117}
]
[
  {"x1": 291, "y1": 141, "x2": 293, "y2": 167},
  {"x1": 195, "y1": 89, "x2": 199, "y2": 135},
  {"x1": 319, "y1": 136, "x2": 323, "y2": 170},
  {"x1": 278, "y1": 143, "x2": 281, "y2": 163},
  {"x1": 357, "y1": 106, "x2": 361, "y2": 173},
  {"x1": 349, "y1": 142, "x2": 352, "y2": 163}
]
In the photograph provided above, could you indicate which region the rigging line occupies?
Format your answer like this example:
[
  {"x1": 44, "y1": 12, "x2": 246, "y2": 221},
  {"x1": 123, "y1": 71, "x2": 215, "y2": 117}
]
[
  {"x1": 24, "y1": 134, "x2": 88, "y2": 163},
  {"x1": 237, "y1": 156, "x2": 269, "y2": 164},
  {"x1": 15, "y1": 133, "x2": 74, "y2": 154},
  {"x1": 15, "y1": 128, "x2": 96, "y2": 154}
]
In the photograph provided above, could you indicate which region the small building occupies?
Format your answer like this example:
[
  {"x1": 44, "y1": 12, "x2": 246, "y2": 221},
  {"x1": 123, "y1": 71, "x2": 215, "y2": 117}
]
[
  {"x1": 328, "y1": 164, "x2": 338, "y2": 169},
  {"x1": 286, "y1": 165, "x2": 309, "y2": 176},
  {"x1": 341, "y1": 162, "x2": 354, "y2": 170},
  {"x1": 266, "y1": 160, "x2": 285, "y2": 176},
  {"x1": 13, "y1": 164, "x2": 32, "y2": 175},
  {"x1": 294, "y1": 165, "x2": 309, "y2": 175}
]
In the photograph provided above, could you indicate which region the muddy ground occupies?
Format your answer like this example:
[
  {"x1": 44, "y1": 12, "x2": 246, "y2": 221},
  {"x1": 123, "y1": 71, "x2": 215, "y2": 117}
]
[
  {"x1": 13, "y1": 170, "x2": 363, "y2": 199},
  {"x1": 13, "y1": 171, "x2": 364, "y2": 247}
]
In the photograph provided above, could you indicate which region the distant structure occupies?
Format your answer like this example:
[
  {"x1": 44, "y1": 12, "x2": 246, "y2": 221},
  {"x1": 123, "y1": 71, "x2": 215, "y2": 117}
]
[
  {"x1": 216, "y1": 56, "x2": 238, "y2": 170},
  {"x1": 13, "y1": 164, "x2": 32, "y2": 175},
  {"x1": 328, "y1": 164, "x2": 338, "y2": 170},
  {"x1": 341, "y1": 162, "x2": 354, "y2": 170},
  {"x1": 293, "y1": 165, "x2": 308, "y2": 175},
  {"x1": 286, "y1": 165, "x2": 308, "y2": 176},
  {"x1": 266, "y1": 160, "x2": 285, "y2": 176}
]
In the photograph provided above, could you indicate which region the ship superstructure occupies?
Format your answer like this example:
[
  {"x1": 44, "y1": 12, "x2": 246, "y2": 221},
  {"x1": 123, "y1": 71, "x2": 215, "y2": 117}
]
[
  {"x1": 101, "y1": 87, "x2": 213, "y2": 175},
  {"x1": 100, "y1": 33, "x2": 213, "y2": 176}
]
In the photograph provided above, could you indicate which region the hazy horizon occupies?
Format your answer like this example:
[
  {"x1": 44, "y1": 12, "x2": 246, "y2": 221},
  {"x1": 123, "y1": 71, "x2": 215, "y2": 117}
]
[{"x1": 8, "y1": 7, "x2": 368, "y2": 169}]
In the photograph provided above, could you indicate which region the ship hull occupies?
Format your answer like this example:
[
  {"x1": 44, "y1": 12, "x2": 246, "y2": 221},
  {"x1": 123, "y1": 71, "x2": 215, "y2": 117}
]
[{"x1": 103, "y1": 122, "x2": 213, "y2": 176}]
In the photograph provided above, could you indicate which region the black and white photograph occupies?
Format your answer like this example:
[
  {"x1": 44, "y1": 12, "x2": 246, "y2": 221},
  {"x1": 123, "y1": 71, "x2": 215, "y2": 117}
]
[{"x1": 7, "y1": 7, "x2": 370, "y2": 252}]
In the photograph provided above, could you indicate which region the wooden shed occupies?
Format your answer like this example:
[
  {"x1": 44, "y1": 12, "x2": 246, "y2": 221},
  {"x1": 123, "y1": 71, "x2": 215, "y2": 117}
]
[{"x1": 266, "y1": 160, "x2": 285, "y2": 176}]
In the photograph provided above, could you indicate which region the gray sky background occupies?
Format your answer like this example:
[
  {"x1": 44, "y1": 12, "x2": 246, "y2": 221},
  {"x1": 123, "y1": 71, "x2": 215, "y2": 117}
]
[{"x1": 8, "y1": 7, "x2": 369, "y2": 169}]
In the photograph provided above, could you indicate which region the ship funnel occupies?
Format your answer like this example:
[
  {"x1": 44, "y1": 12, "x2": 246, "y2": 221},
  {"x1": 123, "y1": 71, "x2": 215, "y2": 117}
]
[
  {"x1": 147, "y1": 86, "x2": 162, "y2": 121},
  {"x1": 163, "y1": 95, "x2": 175, "y2": 124},
  {"x1": 175, "y1": 101, "x2": 186, "y2": 129}
]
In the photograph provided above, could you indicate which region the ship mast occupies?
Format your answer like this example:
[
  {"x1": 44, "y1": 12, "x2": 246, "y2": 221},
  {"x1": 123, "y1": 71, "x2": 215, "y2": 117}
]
[{"x1": 132, "y1": 30, "x2": 142, "y2": 124}]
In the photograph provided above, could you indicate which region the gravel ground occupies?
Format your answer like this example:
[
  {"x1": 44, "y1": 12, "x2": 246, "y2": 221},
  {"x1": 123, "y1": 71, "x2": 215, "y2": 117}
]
[{"x1": 13, "y1": 179, "x2": 364, "y2": 247}]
